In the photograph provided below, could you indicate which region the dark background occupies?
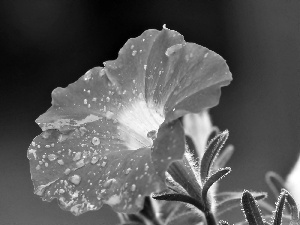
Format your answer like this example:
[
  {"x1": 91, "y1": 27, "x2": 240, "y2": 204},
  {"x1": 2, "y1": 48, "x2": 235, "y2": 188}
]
[{"x1": 0, "y1": 0, "x2": 299, "y2": 225}]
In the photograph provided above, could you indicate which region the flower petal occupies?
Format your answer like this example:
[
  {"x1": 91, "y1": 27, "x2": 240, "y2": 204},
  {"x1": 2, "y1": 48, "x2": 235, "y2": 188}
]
[
  {"x1": 28, "y1": 129, "x2": 165, "y2": 215},
  {"x1": 141, "y1": 27, "x2": 232, "y2": 122},
  {"x1": 152, "y1": 119, "x2": 185, "y2": 180}
]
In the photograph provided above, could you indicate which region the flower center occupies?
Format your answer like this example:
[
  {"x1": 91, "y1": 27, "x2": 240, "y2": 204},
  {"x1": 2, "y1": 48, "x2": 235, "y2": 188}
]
[{"x1": 117, "y1": 100, "x2": 165, "y2": 150}]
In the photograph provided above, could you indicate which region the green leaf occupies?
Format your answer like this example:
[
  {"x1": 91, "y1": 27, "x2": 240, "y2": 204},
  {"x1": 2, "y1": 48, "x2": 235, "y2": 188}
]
[
  {"x1": 265, "y1": 172, "x2": 286, "y2": 199},
  {"x1": 241, "y1": 190, "x2": 264, "y2": 225},
  {"x1": 152, "y1": 193, "x2": 205, "y2": 212},
  {"x1": 167, "y1": 157, "x2": 202, "y2": 200},
  {"x1": 202, "y1": 167, "x2": 231, "y2": 207},
  {"x1": 215, "y1": 191, "x2": 267, "y2": 216},
  {"x1": 272, "y1": 190, "x2": 287, "y2": 225},
  {"x1": 200, "y1": 130, "x2": 229, "y2": 183},
  {"x1": 285, "y1": 190, "x2": 299, "y2": 221},
  {"x1": 166, "y1": 211, "x2": 204, "y2": 225}
]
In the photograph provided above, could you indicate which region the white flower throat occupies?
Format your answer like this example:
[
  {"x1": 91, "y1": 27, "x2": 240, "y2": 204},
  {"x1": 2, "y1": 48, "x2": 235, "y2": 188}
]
[{"x1": 117, "y1": 100, "x2": 165, "y2": 150}]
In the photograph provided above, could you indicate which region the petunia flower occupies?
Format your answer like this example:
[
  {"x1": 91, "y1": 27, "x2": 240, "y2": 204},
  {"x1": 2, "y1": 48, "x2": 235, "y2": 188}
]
[{"x1": 27, "y1": 26, "x2": 232, "y2": 216}]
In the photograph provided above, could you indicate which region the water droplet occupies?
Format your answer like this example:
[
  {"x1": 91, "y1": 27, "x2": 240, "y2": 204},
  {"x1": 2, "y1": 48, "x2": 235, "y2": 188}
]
[
  {"x1": 130, "y1": 45, "x2": 134, "y2": 49},
  {"x1": 58, "y1": 134, "x2": 68, "y2": 142},
  {"x1": 204, "y1": 52, "x2": 208, "y2": 58},
  {"x1": 132, "y1": 50, "x2": 137, "y2": 56},
  {"x1": 101, "y1": 162, "x2": 107, "y2": 167},
  {"x1": 36, "y1": 165, "x2": 41, "y2": 170},
  {"x1": 57, "y1": 159, "x2": 64, "y2": 165},
  {"x1": 45, "y1": 145, "x2": 50, "y2": 148},
  {"x1": 59, "y1": 189, "x2": 65, "y2": 194},
  {"x1": 147, "y1": 130, "x2": 157, "y2": 140},
  {"x1": 64, "y1": 168, "x2": 71, "y2": 175},
  {"x1": 91, "y1": 137, "x2": 100, "y2": 146},
  {"x1": 125, "y1": 168, "x2": 132, "y2": 174},
  {"x1": 99, "y1": 69, "x2": 105, "y2": 76},
  {"x1": 106, "y1": 97, "x2": 110, "y2": 102},
  {"x1": 91, "y1": 156, "x2": 99, "y2": 164},
  {"x1": 73, "y1": 152, "x2": 82, "y2": 161},
  {"x1": 47, "y1": 154, "x2": 57, "y2": 161},
  {"x1": 131, "y1": 184, "x2": 136, "y2": 192},
  {"x1": 45, "y1": 162, "x2": 48, "y2": 167},
  {"x1": 41, "y1": 131, "x2": 51, "y2": 139},
  {"x1": 76, "y1": 159, "x2": 85, "y2": 168},
  {"x1": 69, "y1": 174, "x2": 81, "y2": 185},
  {"x1": 144, "y1": 164, "x2": 149, "y2": 171},
  {"x1": 84, "y1": 99, "x2": 87, "y2": 104},
  {"x1": 106, "y1": 111, "x2": 114, "y2": 119},
  {"x1": 144, "y1": 65, "x2": 147, "y2": 70},
  {"x1": 83, "y1": 70, "x2": 92, "y2": 81},
  {"x1": 103, "y1": 178, "x2": 116, "y2": 188}
]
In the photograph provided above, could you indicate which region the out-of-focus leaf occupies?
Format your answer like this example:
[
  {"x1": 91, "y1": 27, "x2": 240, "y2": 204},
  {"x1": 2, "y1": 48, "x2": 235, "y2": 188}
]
[
  {"x1": 28, "y1": 27, "x2": 232, "y2": 215},
  {"x1": 272, "y1": 190, "x2": 287, "y2": 225},
  {"x1": 202, "y1": 167, "x2": 231, "y2": 207},
  {"x1": 265, "y1": 172, "x2": 286, "y2": 198},
  {"x1": 215, "y1": 191, "x2": 267, "y2": 217},
  {"x1": 166, "y1": 211, "x2": 204, "y2": 225},
  {"x1": 200, "y1": 130, "x2": 229, "y2": 183},
  {"x1": 241, "y1": 190, "x2": 264, "y2": 225}
]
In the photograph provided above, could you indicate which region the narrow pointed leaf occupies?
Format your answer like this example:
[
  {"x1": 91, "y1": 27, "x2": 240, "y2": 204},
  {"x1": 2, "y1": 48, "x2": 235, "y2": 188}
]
[
  {"x1": 242, "y1": 190, "x2": 264, "y2": 225},
  {"x1": 200, "y1": 130, "x2": 229, "y2": 183},
  {"x1": 285, "y1": 190, "x2": 299, "y2": 221},
  {"x1": 202, "y1": 167, "x2": 231, "y2": 206},
  {"x1": 152, "y1": 193, "x2": 205, "y2": 212},
  {"x1": 272, "y1": 190, "x2": 287, "y2": 225},
  {"x1": 215, "y1": 191, "x2": 267, "y2": 216},
  {"x1": 167, "y1": 157, "x2": 202, "y2": 200}
]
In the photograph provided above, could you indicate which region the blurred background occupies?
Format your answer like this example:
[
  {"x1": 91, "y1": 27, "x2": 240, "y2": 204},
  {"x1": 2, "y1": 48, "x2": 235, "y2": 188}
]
[{"x1": 0, "y1": 0, "x2": 299, "y2": 224}]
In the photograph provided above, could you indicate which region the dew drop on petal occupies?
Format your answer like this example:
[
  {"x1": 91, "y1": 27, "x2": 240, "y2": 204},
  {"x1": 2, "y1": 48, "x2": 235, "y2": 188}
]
[
  {"x1": 47, "y1": 154, "x2": 57, "y2": 161},
  {"x1": 103, "y1": 178, "x2": 115, "y2": 188},
  {"x1": 147, "y1": 130, "x2": 157, "y2": 140},
  {"x1": 105, "y1": 111, "x2": 114, "y2": 119},
  {"x1": 69, "y1": 174, "x2": 81, "y2": 185},
  {"x1": 131, "y1": 184, "x2": 136, "y2": 192},
  {"x1": 91, "y1": 156, "x2": 99, "y2": 164},
  {"x1": 91, "y1": 137, "x2": 100, "y2": 146},
  {"x1": 57, "y1": 159, "x2": 64, "y2": 165},
  {"x1": 101, "y1": 162, "x2": 107, "y2": 167},
  {"x1": 132, "y1": 50, "x2": 137, "y2": 56},
  {"x1": 73, "y1": 152, "x2": 82, "y2": 161},
  {"x1": 41, "y1": 131, "x2": 51, "y2": 139},
  {"x1": 64, "y1": 168, "x2": 71, "y2": 175},
  {"x1": 125, "y1": 168, "x2": 132, "y2": 174}
]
